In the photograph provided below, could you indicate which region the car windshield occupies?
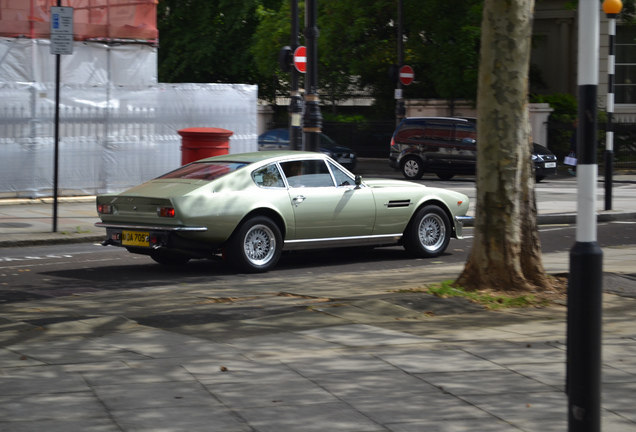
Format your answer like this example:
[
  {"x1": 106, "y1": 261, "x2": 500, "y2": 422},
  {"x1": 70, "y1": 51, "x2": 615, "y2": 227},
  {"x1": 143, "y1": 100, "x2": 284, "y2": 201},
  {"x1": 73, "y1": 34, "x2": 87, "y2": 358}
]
[{"x1": 157, "y1": 162, "x2": 249, "y2": 181}]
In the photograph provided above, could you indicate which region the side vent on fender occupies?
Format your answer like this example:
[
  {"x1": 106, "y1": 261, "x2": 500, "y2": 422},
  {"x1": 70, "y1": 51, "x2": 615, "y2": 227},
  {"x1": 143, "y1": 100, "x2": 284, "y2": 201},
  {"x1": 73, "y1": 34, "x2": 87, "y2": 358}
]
[{"x1": 385, "y1": 200, "x2": 412, "y2": 208}]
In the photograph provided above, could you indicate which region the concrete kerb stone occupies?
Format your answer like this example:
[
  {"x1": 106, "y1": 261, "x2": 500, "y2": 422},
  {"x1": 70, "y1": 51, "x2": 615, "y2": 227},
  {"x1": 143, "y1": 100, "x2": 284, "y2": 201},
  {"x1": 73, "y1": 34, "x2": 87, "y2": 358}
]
[{"x1": 457, "y1": 211, "x2": 636, "y2": 228}]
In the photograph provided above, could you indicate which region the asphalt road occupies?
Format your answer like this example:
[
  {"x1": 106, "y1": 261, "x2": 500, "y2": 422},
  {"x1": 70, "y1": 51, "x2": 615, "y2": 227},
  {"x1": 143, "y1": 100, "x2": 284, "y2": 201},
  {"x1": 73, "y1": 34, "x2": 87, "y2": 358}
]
[{"x1": 1, "y1": 221, "x2": 635, "y2": 304}]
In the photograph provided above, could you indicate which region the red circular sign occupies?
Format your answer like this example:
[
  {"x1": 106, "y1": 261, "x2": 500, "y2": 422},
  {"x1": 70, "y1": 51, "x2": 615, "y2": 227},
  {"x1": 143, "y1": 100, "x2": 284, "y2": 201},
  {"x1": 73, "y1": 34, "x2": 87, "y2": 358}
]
[
  {"x1": 399, "y1": 65, "x2": 414, "y2": 86},
  {"x1": 294, "y1": 46, "x2": 307, "y2": 73}
]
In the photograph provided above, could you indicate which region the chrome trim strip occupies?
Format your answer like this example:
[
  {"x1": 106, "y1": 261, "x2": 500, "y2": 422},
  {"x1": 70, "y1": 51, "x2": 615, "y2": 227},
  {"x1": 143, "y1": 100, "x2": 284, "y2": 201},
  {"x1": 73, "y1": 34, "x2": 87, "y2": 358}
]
[
  {"x1": 95, "y1": 222, "x2": 208, "y2": 232},
  {"x1": 283, "y1": 233, "x2": 402, "y2": 251},
  {"x1": 455, "y1": 216, "x2": 474, "y2": 224}
]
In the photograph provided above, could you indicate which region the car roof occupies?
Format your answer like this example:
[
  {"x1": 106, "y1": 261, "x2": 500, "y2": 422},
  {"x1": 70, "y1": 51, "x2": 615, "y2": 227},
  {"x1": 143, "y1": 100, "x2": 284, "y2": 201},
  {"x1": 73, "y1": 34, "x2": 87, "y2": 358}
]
[
  {"x1": 403, "y1": 116, "x2": 471, "y2": 122},
  {"x1": 196, "y1": 150, "x2": 325, "y2": 165}
]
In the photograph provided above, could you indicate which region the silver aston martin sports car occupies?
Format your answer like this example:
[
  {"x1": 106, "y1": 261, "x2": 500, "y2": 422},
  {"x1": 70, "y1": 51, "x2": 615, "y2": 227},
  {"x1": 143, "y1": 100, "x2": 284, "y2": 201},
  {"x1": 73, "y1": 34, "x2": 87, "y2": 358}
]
[{"x1": 96, "y1": 151, "x2": 471, "y2": 273}]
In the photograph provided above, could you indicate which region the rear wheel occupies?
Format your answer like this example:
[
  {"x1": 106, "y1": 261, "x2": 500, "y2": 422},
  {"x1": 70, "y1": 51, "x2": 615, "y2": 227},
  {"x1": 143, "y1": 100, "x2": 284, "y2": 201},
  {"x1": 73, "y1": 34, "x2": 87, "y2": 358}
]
[
  {"x1": 226, "y1": 216, "x2": 283, "y2": 273},
  {"x1": 401, "y1": 157, "x2": 424, "y2": 180},
  {"x1": 403, "y1": 205, "x2": 451, "y2": 258}
]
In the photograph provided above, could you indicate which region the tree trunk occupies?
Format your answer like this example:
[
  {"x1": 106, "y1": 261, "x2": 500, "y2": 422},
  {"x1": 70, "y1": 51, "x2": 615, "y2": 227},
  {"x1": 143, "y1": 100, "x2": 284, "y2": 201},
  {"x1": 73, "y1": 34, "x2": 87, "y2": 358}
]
[{"x1": 456, "y1": 0, "x2": 551, "y2": 292}]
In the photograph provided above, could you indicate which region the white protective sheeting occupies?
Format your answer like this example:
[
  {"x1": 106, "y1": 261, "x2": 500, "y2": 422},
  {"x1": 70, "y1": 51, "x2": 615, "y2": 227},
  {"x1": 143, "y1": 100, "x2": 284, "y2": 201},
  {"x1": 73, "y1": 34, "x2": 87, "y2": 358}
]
[
  {"x1": 0, "y1": 40, "x2": 258, "y2": 198},
  {"x1": 0, "y1": 38, "x2": 157, "y2": 85}
]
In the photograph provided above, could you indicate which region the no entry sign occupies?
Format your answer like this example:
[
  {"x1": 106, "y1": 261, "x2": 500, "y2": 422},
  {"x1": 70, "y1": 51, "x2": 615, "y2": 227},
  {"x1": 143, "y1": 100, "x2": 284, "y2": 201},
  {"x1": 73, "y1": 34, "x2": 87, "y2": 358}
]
[
  {"x1": 294, "y1": 46, "x2": 307, "y2": 73},
  {"x1": 399, "y1": 65, "x2": 414, "y2": 86}
]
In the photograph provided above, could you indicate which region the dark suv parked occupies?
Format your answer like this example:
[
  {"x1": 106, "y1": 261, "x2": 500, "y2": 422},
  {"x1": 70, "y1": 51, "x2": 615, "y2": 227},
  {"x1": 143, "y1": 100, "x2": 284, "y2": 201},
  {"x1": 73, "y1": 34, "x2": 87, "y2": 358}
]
[{"x1": 389, "y1": 117, "x2": 557, "y2": 182}]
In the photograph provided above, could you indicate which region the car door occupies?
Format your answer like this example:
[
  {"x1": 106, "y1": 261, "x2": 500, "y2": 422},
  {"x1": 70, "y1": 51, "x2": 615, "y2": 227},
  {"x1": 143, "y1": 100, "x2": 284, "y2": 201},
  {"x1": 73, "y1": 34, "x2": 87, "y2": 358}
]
[
  {"x1": 281, "y1": 159, "x2": 375, "y2": 239},
  {"x1": 450, "y1": 121, "x2": 477, "y2": 174},
  {"x1": 420, "y1": 120, "x2": 456, "y2": 169}
]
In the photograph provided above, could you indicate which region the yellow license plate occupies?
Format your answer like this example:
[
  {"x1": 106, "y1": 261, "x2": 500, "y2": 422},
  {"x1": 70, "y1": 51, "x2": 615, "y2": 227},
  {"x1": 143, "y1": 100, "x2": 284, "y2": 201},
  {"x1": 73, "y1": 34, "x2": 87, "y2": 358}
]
[{"x1": 122, "y1": 231, "x2": 150, "y2": 247}]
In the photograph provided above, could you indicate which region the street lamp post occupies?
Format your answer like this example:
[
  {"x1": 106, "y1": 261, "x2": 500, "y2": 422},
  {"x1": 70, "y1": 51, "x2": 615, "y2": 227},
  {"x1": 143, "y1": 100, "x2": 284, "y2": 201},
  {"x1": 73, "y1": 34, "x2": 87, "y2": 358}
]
[
  {"x1": 302, "y1": 0, "x2": 323, "y2": 152},
  {"x1": 289, "y1": 0, "x2": 302, "y2": 151},
  {"x1": 603, "y1": 0, "x2": 623, "y2": 210},
  {"x1": 395, "y1": 0, "x2": 405, "y2": 125}
]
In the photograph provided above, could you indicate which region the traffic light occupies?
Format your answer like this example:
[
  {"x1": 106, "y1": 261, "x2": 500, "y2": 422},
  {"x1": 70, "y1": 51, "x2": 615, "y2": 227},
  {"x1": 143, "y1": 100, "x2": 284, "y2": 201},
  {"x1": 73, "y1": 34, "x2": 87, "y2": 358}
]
[
  {"x1": 388, "y1": 64, "x2": 399, "y2": 83},
  {"x1": 278, "y1": 46, "x2": 293, "y2": 73}
]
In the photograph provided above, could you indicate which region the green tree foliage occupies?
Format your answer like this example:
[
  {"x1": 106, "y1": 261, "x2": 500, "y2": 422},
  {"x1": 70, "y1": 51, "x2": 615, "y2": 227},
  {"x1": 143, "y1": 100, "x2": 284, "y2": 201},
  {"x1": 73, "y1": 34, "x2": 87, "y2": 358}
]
[
  {"x1": 157, "y1": 0, "x2": 278, "y2": 85},
  {"x1": 251, "y1": 0, "x2": 482, "y2": 117},
  {"x1": 157, "y1": 0, "x2": 483, "y2": 114},
  {"x1": 251, "y1": 0, "x2": 294, "y2": 101},
  {"x1": 405, "y1": 0, "x2": 482, "y2": 100},
  {"x1": 158, "y1": 0, "x2": 636, "y2": 116}
]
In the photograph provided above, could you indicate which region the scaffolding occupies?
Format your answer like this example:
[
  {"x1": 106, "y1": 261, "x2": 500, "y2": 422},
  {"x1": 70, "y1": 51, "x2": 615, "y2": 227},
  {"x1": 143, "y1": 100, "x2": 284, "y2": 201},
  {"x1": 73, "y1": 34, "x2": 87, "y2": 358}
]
[
  {"x1": 0, "y1": 0, "x2": 158, "y2": 42},
  {"x1": 0, "y1": 1, "x2": 258, "y2": 198}
]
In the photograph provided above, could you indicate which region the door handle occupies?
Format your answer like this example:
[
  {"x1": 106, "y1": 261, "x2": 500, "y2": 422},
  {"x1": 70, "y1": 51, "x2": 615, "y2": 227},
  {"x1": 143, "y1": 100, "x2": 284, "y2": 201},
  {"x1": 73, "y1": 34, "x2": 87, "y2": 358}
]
[{"x1": 293, "y1": 195, "x2": 306, "y2": 206}]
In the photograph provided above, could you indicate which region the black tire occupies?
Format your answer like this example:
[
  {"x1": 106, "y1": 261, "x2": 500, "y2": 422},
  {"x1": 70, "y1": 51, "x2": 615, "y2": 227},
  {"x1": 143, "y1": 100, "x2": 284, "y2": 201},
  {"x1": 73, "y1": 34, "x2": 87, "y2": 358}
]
[
  {"x1": 536, "y1": 175, "x2": 545, "y2": 183},
  {"x1": 226, "y1": 216, "x2": 283, "y2": 273},
  {"x1": 403, "y1": 205, "x2": 451, "y2": 258},
  {"x1": 150, "y1": 251, "x2": 191, "y2": 266},
  {"x1": 401, "y1": 157, "x2": 424, "y2": 180},
  {"x1": 436, "y1": 173, "x2": 455, "y2": 181}
]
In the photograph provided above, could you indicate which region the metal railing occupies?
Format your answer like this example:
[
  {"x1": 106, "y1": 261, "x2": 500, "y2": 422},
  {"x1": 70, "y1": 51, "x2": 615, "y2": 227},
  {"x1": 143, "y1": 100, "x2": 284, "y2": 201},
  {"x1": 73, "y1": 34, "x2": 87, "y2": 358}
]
[{"x1": 547, "y1": 120, "x2": 636, "y2": 169}]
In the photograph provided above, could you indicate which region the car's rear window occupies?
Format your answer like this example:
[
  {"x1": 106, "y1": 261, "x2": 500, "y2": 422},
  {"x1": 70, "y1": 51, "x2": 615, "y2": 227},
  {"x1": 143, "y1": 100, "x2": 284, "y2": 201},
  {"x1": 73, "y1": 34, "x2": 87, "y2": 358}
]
[{"x1": 157, "y1": 162, "x2": 248, "y2": 181}]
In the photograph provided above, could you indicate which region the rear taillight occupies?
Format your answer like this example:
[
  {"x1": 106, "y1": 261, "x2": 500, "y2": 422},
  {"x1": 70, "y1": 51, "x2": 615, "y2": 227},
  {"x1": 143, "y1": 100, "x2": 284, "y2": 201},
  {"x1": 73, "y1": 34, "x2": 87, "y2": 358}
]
[
  {"x1": 157, "y1": 207, "x2": 175, "y2": 218},
  {"x1": 97, "y1": 204, "x2": 113, "y2": 214}
]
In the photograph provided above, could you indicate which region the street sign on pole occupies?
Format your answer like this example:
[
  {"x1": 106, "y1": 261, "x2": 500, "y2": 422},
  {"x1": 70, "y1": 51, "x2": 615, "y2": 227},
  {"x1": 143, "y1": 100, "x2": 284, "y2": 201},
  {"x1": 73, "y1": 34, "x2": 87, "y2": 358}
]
[
  {"x1": 50, "y1": 7, "x2": 74, "y2": 55},
  {"x1": 399, "y1": 65, "x2": 414, "y2": 86},
  {"x1": 50, "y1": 5, "x2": 73, "y2": 232},
  {"x1": 294, "y1": 46, "x2": 307, "y2": 73}
]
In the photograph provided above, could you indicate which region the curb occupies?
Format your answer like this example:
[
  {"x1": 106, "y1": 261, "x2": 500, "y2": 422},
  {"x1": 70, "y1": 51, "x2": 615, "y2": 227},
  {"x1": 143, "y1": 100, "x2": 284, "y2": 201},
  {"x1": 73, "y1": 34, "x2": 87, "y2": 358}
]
[
  {"x1": 0, "y1": 196, "x2": 96, "y2": 206},
  {"x1": 459, "y1": 211, "x2": 636, "y2": 228},
  {"x1": 0, "y1": 233, "x2": 105, "y2": 248}
]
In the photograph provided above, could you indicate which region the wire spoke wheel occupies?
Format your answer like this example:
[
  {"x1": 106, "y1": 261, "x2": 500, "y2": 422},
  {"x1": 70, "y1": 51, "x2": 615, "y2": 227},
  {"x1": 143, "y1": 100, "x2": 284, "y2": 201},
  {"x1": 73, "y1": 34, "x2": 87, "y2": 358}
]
[
  {"x1": 227, "y1": 216, "x2": 283, "y2": 273},
  {"x1": 243, "y1": 224, "x2": 277, "y2": 266},
  {"x1": 403, "y1": 205, "x2": 451, "y2": 258},
  {"x1": 418, "y1": 213, "x2": 446, "y2": 252}
]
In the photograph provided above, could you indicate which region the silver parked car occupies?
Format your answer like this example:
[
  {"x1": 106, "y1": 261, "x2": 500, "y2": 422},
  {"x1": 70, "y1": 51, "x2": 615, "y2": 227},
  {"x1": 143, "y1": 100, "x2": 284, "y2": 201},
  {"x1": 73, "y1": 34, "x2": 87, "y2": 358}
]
[{"x1": 96, "y1": 151, "x2": 471, "y2": 273}]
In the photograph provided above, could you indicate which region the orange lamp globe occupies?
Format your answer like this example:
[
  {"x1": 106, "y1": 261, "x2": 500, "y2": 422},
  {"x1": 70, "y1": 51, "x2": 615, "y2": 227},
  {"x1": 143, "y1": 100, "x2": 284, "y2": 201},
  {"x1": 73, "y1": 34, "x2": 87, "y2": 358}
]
[{"x1": 603, "y1": 0, "x2": 623, "y2": 15}]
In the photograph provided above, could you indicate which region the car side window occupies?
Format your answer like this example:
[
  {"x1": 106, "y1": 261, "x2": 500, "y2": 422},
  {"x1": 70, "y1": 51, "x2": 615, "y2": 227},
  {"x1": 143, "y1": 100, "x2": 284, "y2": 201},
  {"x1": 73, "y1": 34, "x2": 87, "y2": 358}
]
[
  {"x1": 328, "y1": 161, "x2": 355, "y2": 187},
  {"x1": 455, "y1": 123, "x2": 477, "y2": 143},
  {"x1": 281, "y1": 160, "x2": 335, "y2": 188},
  {"x1": 252, "y1": 164, "x2": 285, "y2": 188},
  {"x1": 423, "y1": 121, "x2": 454, "y2": 141},
  {"x1": 395, "y1": 121, "x2": 426, "y2": 142}
]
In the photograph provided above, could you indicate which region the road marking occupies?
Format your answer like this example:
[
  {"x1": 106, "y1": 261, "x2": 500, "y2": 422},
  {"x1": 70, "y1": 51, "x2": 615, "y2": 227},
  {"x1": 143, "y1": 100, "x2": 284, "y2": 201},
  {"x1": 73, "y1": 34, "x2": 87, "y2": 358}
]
[
  {"x1": 0, "y1": 257, "x2": 122, "y2": 270},
  {"x1": 0, "y1": 254, "x2": 73, "y2": 262}
]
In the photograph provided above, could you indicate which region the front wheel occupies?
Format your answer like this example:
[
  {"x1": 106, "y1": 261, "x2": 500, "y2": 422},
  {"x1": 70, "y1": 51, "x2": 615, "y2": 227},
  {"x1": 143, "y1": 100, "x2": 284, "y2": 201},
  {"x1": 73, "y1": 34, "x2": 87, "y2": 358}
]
[
  {"x1": 226, "y1": 216, "x2": 283, "y2": 273},
  {"x1": 402, "y1": 205, "x2": 451, "y2": 258}
]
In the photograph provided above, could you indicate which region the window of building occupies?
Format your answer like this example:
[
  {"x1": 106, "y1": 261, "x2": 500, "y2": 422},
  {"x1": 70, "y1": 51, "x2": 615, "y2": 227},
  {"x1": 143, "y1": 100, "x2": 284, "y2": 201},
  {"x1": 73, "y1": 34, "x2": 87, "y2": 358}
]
[{"x1": 615, "y1": 25, "x2": 636, "y2": 104}]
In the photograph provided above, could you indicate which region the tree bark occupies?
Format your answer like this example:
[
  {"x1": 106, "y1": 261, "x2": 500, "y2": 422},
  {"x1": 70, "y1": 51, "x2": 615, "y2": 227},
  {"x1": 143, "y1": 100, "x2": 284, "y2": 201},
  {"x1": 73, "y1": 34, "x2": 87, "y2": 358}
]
[{"x1": 456, "y1": 0, "x2": 551, "y2": 292}]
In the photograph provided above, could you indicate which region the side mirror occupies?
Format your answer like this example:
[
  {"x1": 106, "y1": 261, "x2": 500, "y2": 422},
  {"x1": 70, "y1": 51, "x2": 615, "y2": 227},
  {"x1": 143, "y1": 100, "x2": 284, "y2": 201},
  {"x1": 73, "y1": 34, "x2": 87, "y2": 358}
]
[{"x1": 355, "y1": 175, "x2": 362, "y2": 189}]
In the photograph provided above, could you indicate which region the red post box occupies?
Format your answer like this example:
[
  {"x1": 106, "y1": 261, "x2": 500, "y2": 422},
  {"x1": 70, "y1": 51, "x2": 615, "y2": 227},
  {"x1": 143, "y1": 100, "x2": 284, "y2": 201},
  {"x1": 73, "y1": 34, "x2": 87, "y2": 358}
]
[{"x1": 178, "y1": 127, "x2": 233, "y2": 165}]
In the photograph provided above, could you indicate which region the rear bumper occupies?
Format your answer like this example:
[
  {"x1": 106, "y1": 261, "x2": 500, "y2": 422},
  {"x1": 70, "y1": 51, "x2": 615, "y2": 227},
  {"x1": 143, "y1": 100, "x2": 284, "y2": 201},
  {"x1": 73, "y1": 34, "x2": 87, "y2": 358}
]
[
  {"x1": 95, "y1": 222, "x2": 209, "y2": 253},
  {"x1": 95, "y1": 222, "x2": 207, "y2": 232}
]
